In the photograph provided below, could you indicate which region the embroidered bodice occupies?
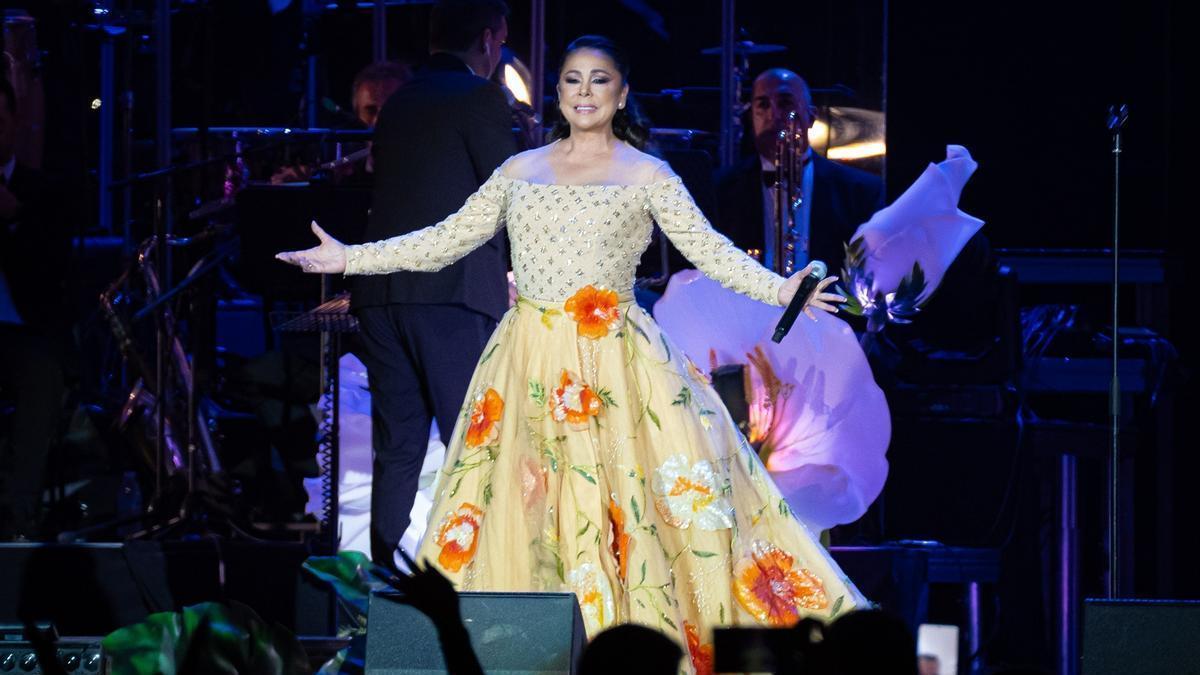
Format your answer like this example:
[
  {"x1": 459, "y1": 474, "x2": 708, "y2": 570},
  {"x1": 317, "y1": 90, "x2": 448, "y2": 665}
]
[{"x1": 345, "y1": 170, "x2": 786, "y2": 306}]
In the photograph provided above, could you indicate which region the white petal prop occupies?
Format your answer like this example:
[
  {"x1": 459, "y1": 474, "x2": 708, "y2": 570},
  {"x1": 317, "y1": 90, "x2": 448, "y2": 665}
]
[
  {"x1": 304, "y1": 353, "x2": 445, "y2": 560},
  {"x1": 850, "y1": 144, "x2": 984, "y2": 303},
  {"x1": 655, "y1": 272, "x2": 890, "y2": 531}
]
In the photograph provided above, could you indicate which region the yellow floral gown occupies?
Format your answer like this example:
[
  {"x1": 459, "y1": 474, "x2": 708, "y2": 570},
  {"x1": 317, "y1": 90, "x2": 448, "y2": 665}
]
[{"x1": 344, "y1": 166, "x2": 867, "y2": 674}]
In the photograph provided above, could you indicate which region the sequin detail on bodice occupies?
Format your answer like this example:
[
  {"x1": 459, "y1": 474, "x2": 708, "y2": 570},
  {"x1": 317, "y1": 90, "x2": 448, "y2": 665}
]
[
  {"x1": 344, "y1": 171, "x2": 785, "y2": 306},
  {"x1": 507, "y1": 180, "x2": 652, "y2": 301}
]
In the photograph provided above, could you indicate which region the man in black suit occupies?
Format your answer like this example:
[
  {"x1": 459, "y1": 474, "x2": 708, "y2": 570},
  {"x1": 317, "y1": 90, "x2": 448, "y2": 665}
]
[
  {"x1": 0, "y1": 78, "x2": 70, "y2": 540},
  {"x1": 350, "y1": 0, "x2": 517, "y2": 568},
  {"x1": 715, "y1": 68, "x2": 884, "y2": 274}
]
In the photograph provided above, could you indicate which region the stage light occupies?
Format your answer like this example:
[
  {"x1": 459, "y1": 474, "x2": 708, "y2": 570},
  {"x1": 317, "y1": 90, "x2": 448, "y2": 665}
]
[
  {"x1": 809, "y1": 119, "x2": 830, "y2": 152},
  {"x1": 828, "y1": 141, "x2": 887, "y2": 160},
  {"x1": 504, "y1": 64, "x2": 532, "y2": 106},
  {"x1": 90, "y1": 98, "x2": 102, "y2": 110}
]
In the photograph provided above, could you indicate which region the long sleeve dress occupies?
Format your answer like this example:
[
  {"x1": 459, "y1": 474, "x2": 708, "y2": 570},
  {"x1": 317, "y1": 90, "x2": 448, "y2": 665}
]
[{"x1": 345, "y1": 167, "x2": 867, "y2": 674}]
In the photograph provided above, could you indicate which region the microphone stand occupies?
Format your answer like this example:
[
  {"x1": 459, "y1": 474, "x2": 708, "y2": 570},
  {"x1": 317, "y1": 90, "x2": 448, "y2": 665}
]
[{"x1": 1106, "y1": 103, "x2": 1128, "y2": 599}]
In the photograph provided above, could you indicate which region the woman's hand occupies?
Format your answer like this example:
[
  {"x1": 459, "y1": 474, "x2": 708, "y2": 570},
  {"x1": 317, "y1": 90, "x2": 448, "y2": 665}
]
[
  {"x1": 778, "y1": 262, "x2": 846, "y2": 319},
  {"x1": 275, "y1": 221, "x2": 348, "y2": 274}
]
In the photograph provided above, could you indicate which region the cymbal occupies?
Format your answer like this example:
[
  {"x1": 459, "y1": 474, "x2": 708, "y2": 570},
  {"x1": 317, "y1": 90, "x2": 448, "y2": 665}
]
[{"x1": 700, "y1": 41, "x2": 786, "y2": 56}]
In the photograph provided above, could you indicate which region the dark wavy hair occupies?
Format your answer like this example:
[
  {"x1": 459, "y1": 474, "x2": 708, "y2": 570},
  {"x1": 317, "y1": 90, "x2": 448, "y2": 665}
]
[{"x1": 547, "y1": 35, "x2": 651, "y2": 150}]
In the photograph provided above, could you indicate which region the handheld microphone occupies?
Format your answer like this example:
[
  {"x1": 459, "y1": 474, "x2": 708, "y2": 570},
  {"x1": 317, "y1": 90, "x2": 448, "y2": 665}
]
[{"x1": 771, "y1": 260, "x2": 828, "y2": 343}]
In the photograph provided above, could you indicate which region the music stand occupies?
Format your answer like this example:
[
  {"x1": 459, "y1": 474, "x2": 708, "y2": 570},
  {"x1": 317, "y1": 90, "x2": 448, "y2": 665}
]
[{"x1": 273, "y1": 292, "x2": 358, "y2": 552}]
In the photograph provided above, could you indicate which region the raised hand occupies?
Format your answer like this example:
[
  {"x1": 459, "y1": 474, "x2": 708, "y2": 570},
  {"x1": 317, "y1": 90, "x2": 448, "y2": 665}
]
[
  {"x1": 778, "y1": 262, "x2": 846, "y2": 319},
  {"x1": 275, "y1": 221, "x2": 348, "y2": 274}
]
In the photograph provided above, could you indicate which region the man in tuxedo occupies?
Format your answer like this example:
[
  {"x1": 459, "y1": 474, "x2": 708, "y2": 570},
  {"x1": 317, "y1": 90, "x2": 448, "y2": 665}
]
[
  {"x1": 350, "y1": 0, "x2": 516, "y2": 569},
  {"x1": 0, "y1": 78, "x2": 70, "y2": 540},
  {"x1": 715, "y1": 68, "x2": 884, "y2": 274}
]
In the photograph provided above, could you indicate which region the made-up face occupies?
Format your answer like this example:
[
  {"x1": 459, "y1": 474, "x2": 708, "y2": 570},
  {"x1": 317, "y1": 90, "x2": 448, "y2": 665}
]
[{"x1": 556, "y1": 48, "x2": 629, "y2": 137}]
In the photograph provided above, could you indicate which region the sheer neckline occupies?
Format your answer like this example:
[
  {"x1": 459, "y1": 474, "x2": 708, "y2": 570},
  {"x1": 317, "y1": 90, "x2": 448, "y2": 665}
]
[{"x1": 498, "y1": 171, "x2": 681, "y2": 189}]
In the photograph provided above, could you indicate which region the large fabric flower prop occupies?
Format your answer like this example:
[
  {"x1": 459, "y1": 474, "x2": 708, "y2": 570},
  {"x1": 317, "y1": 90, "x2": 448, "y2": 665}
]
[
  {"x1": 568, "y1": 562, "x2": 616, "y2": 634},
  {"x1": 655, "y1": 272, "x2": 889, "y2": 532},
  {"x1": 841, "y1": 144, "x2": 984, "y2": 331},
  {"x1": 651, "y1": 454, "x2": 734, "y2": 530},
  {"x1": 733, "y1": 540, "x2": 828, "y2": 626},
  {"x1": 550, "y1": 369, "x2": 603, "y2": 429},
  {"x1": 435, "y1": 503, "x2": 484, "y2": 572},
  {"x1": 564, "y1": 285, "x2": 621, "y2": 339},
  {"x1": 465, "y1": 388, "x2": 504, "y2": 448}
]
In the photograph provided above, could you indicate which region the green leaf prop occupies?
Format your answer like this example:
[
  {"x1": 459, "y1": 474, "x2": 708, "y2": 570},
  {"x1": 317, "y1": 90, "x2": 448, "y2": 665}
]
[{"x1": 101, "y1": 601, "x2": 310, "y2": 675}]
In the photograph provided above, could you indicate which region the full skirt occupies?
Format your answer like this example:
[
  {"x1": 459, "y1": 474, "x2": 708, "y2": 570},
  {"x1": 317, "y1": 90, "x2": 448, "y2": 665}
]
[{"x1": 414, "y1": 288, "x2": 867, "y2": 673}]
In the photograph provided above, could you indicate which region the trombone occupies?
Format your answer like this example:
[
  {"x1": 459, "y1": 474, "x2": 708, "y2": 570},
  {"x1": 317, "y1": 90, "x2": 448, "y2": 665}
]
[{"x1": 771, "y1": 111, "x2": 806, "y2": 276}]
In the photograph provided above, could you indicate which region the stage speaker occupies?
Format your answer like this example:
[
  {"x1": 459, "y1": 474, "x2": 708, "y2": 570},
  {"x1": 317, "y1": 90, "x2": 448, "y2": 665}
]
[
  {"x1": 1082, "y1": 599, "x2": 1200, "y2": 674},
  {"x1": 364, "y1": 591, "x2": 586, "y2": 674}
]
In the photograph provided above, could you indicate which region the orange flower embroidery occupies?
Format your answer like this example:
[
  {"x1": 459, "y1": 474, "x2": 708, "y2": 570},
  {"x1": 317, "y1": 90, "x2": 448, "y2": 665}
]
[
  {"x1": 733, "y1": 540, "x2": 829, "y2": 626},
  {"x1": 550, "y1": 369, "x2": 602, "y2": 430},
  {"x1": 607, "y1": 498, "x2": 630, "y2": 582},
  {"x1": 564, "y1": 285, "x2": 621, "y2": 339},
  {"x1": 465, "y1": 388, "x2": 504, "y2": 448},
  {"x1": 684, "y1": 622, "x2": 714, "y2": 675},
  {"x1": 435, "y1": 503, "x2": 484, "y2": 573}
]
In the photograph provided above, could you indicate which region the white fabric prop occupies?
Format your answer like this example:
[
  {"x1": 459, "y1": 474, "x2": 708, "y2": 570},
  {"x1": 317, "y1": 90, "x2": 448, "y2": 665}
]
[
  {"x1": 850, "y1": 144, "x2": 984, "y2": 304},
  {"x1": 304, "y1": 353, "x2": 444, "y2": 564},
  {"x1": 654, "y1": 271, "x2": 891, "y2": 532}
]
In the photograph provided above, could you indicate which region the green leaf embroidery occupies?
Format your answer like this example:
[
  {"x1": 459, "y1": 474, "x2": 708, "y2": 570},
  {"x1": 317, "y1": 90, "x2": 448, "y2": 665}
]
[
  {"x1": 639, "y1": 560, "x2": 647, "y2": 585},
  {"x1": 646, "y1": 407, "x2": 662, "y2": 430},
  {"x1": 778, "y1": 499, "x2": 790, "y2": 516},
  {"x1": 596, "y1": 387, "x2": 618, "y2": 408},
  {"x1": 479, "y1": 342, "x2": 499, "y2": 364},
  {"x1": 571, "y1": 466, "x2": 597, "y2": 485},
  {"x1": 660, "y1": 613, "x2": 678, "y2": 632},
  {"x1": 629, "y1": 319, "x2": 652, "y2": 344},
  {"x1": 540, "y1": 307, "x2": 562, "y2": 329},
  {"x1": 691, "y1": 550, "x2": 719, "y2": 559},
  {"x1": 529, "y1": 380, "x2": 547, "y2": 407},
  {"x1": 671, "y1": 387, "x2": 692, "y2": 407},
  {"x1": 659, "y1": 334, "x2": 672, "y2": 361},
  {"x1": 830, "y1": 595, "x2": 845, "y2": 617},
  {"x1": 630, "y1": 496, "x2": 642, "y2": 524},
  {"x1": 483, "y1": 482, "x2": 494, "y2": 506},
  {"x1": 719, "y1": 603, "x2": 726, "y2": 624},
  {"x1": 540, "y1": 447, "x2": 559, "y2": 473}
]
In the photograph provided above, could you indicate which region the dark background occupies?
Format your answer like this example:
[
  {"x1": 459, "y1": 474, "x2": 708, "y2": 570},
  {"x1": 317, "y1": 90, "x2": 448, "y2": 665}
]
[{"x1": 5, "y1": 0, "x2": 1191, "y2": 613}]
